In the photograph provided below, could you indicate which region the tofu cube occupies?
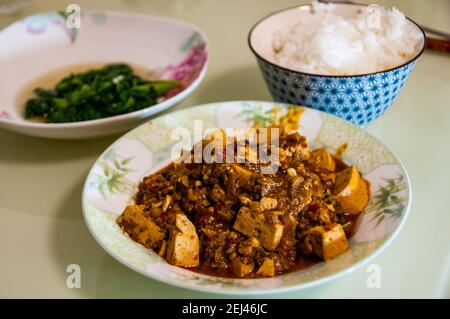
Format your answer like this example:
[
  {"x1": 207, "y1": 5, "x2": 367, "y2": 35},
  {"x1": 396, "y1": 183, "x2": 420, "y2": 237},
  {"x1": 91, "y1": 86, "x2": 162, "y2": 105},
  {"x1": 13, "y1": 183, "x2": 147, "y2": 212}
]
[
  {"x1": 231, "y1": 258, "x2": 254, "y2": 277},
  {"x1": 256, "y1": 258, "x2": 275, "y2": 277},
  {"x1": 259, "y1": 222, "x2": 284, "y2": 251},
  {"x1": 117, "y1": 205, "x2": 165, "y2": 249},
  {"x1": 302, "y1": 224, "x2": 349, "y2": 260},
  {"x1": 309, "y1": 147, "x2": 336, "y2": 172},
  {"x1": 334, "y1": 166, "x2": 370, "y2": 214},
  {"x1": 233, "y1": 207, "x2": 260, "y2": 237},
  {"x1": 233, "y1": 207, "x2": 284, "y2": 251},
  {"x1": 166, "y1": 214, "x2": 200, "y2": 267}
]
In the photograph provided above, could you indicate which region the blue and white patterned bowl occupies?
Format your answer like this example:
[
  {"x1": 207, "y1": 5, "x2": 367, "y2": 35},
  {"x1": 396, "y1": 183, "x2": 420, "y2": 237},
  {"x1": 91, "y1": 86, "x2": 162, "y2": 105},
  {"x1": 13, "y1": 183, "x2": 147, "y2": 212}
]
[{"x1": 248, "y1": 3, "x2": 426, "y2": 126}]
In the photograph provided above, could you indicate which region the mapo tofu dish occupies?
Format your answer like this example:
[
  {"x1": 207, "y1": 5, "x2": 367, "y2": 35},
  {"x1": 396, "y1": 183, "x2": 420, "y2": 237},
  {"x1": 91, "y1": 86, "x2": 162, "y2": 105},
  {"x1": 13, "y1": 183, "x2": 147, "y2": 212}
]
[{"x1": 117, "y1": 128, "x2": 370, "y2": 278}]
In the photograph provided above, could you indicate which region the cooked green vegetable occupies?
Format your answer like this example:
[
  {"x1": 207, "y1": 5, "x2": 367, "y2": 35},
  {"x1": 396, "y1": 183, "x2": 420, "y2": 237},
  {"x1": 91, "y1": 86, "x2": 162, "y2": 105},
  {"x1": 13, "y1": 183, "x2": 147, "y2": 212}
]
[{"x1": 25, "y1": 63, "x2": 179, "y2": 123}]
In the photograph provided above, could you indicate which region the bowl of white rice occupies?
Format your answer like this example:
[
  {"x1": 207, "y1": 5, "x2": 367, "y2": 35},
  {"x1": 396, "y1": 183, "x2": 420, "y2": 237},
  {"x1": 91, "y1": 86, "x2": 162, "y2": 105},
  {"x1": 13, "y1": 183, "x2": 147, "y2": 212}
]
[{"x1": 248, "y1": 1, "x2": 426, "y2": 125}]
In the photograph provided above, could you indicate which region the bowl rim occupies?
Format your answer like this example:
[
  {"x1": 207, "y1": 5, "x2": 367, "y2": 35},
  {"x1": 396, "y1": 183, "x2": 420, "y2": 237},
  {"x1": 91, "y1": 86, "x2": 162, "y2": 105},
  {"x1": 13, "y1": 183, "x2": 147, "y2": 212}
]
[
  {"x1": 0, "y1": 10, "x2": 209, "y2": 128},
  {"x1": 81, "y1": 100, "x2": 413, "y2": 295},
  {"x1": 248, "y1": 2, "x2": 427, "y2": 78}
]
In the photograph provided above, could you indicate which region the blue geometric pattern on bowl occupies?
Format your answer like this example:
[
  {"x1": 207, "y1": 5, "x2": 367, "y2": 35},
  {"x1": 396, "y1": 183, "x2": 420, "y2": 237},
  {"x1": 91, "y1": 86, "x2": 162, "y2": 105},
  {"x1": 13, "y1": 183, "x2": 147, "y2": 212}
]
[{"x1": 256, "y1": 58, "x2": 417, "y2": 126}]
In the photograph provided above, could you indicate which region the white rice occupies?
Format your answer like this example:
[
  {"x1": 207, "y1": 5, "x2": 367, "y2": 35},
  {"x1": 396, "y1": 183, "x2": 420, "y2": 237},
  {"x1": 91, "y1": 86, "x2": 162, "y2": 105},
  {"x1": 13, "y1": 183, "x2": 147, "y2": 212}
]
[{"x1": 272, "y1": 1, "x2": 423, "y2": 75}]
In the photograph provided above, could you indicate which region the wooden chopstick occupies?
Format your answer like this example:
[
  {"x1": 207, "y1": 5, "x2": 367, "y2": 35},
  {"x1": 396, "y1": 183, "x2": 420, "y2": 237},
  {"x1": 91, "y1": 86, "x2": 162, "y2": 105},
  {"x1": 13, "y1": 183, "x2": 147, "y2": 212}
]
[
  {"x1": 421, "y1": 26, "x2": 450, "y2": 41},
  {"x1": 426, "y1": 36, "x2": 450, "y2": 54}
]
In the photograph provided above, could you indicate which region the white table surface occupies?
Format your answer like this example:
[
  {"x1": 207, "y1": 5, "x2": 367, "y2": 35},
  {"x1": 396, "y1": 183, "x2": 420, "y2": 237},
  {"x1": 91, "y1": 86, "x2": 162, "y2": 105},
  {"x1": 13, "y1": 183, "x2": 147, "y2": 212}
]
[{"x1": 0, "y1": 0, "x2": 449, "y2": 298}]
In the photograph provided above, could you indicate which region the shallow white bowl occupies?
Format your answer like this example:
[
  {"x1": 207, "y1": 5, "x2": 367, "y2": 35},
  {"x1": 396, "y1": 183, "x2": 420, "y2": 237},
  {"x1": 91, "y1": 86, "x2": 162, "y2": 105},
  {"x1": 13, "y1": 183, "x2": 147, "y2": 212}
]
[
  {"x1": 82, "y1": 101, "x2": 411, "y2": 294},
  {"x1": 248, "y1": 3, "x2": 425, "y2": 126},
  {"x1": 0, "y1": 11, "x2": 208, "y2": 139}
]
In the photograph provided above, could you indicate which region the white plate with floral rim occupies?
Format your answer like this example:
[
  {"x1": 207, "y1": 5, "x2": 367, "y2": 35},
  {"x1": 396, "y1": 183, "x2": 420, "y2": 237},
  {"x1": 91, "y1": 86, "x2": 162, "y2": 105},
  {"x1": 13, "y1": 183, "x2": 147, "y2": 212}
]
[
  {"x1": 0, "y1": 11, "x2": 208, "y2": 139},
  {"x1": 82, "y1": 101, "x2": 411, "y2": 294}
]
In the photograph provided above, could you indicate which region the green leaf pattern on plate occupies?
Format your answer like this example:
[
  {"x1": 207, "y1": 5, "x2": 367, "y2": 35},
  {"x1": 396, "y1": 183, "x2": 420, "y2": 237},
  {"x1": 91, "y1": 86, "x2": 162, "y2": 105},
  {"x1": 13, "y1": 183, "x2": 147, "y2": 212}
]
[
  {"x1": 181, "y1": 32, "x2": 205, "y2": 52},
  {"x1": 238, "y1": 102, "x2": 282, "y2": 127},
  {"x1": 88, "y1": 148, "x2": 135, "y2": 198},
  {"x1": 365, "y1": 175, "x2": 407, "y2": 228},
  {"x1": 314, "y1": 113, "x2": 398, "y2": 174},
  {"x1": 128, "y1": 106, "x2": 217, "y2": 153}
]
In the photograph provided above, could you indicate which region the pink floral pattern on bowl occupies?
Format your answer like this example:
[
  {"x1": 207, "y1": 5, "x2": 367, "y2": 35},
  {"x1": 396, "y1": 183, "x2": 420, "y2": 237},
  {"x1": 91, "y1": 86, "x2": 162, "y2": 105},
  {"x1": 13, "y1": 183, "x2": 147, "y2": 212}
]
[{"x1": 163, "y1": 32, "x2": 208, "y2": 98}]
